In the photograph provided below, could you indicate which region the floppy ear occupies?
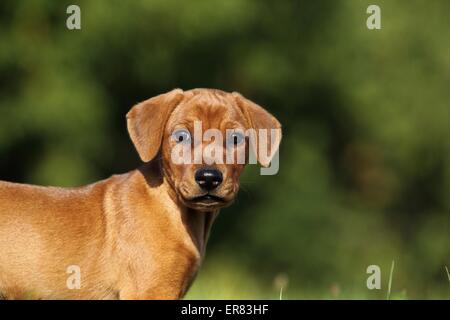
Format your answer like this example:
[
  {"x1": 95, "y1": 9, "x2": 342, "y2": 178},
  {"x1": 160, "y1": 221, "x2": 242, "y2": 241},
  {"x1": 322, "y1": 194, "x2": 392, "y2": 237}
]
[
  {"x1": 233, "y1": 92, "x2": 282, "y2": 167},
  {"x1": 127, "y1": 89, "x2": 185, "y2": 162}
]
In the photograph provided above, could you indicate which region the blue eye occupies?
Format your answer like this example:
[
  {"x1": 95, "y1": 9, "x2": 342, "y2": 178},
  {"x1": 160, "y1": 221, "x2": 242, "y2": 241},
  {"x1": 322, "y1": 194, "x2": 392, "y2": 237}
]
[
  {"x1": 172, "y1": 129, "x2": 191, "y2": 144},
  {"x1": 228, "y1": 132, "x2": 245, "y2": 146}
]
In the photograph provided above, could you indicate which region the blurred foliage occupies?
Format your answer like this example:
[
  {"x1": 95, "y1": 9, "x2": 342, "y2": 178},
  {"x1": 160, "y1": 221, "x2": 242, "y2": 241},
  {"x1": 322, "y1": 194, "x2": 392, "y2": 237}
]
[{"x1": 0, "y1": 0, "x2": 449, "y2": 299}]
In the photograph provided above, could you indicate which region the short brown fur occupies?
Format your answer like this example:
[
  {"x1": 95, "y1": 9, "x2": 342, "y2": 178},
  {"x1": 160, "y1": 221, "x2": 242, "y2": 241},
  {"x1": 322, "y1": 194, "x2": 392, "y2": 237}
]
[{"x1": 0, "y1": 88, "x2": 281, "y2": 299}]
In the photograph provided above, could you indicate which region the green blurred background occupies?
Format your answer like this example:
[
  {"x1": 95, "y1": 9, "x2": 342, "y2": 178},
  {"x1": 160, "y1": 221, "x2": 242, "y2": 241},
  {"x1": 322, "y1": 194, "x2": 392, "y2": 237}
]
[{"x1": 0, "y1": 0, "x2": 449, "y2": 299}]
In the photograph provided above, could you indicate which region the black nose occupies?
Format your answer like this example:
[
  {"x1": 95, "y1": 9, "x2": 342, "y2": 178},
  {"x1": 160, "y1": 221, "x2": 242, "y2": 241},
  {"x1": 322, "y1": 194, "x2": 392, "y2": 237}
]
[{"x1": 195, "y1": 168, "x2": 223, "y2": 191}]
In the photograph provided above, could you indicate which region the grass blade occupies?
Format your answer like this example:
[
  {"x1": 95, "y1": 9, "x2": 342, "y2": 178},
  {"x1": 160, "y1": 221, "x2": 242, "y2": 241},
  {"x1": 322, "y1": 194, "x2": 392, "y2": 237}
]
[
  {"x1": 386, "y1": 260, "x2": 395, "y2": 300},
  {"x1": 445, "y1": 266, "x2": 450, "y2": 284}
]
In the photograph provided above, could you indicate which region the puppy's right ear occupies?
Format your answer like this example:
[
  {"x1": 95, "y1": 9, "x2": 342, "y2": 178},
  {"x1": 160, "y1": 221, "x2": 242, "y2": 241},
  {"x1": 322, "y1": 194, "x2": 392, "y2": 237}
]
[{"x1": 127, "y1": 89, "x2": 185, "y2": 162}]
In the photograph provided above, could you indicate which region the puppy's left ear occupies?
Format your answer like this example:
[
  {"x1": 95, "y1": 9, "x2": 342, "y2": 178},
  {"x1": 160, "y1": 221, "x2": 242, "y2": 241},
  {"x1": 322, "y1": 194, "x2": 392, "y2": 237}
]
[
  {"x1": 127, "y1": 89, "x2": 185, "y2": 162},
  {"x1": 233, "y1": 92, "x2": 282, "y2": 167}
]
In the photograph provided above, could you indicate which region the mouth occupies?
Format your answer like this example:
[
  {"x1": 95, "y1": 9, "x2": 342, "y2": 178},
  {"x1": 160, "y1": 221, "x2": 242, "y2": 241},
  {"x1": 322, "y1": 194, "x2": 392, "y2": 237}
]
[
  {"x1": 191, "y1": 194, "x2": 226, "y2": 204},
  {"x1": 184, "y1": 193, "x2": 231, "y2": 210}
]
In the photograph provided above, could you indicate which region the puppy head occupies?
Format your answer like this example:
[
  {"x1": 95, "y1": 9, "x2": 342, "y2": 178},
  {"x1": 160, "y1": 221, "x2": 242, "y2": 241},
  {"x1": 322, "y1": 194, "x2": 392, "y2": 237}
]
[{"x1": 127, "y1": 88, "x2": 282, "y2": 211}]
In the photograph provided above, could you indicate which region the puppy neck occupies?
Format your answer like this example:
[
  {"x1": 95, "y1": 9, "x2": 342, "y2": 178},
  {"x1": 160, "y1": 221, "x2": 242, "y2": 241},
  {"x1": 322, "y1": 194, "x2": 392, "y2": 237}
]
[{"x1": 135, "y1": 160, "x2": 218, "y2": 256}]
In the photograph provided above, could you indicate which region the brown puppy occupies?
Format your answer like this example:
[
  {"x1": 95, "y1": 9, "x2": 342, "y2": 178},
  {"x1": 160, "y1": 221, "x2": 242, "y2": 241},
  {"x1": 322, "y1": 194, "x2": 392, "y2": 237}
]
[{"x1": 0, "y1": 88, "x2": 282, "y2": 299}]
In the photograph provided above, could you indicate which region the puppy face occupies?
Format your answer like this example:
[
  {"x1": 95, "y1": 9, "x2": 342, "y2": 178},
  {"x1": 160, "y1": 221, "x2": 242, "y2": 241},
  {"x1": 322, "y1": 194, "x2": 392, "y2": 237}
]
[
  {"x1": 127, "y1": 89, "x2": 282, "y2": 211},
  {"x1": 161, "y1": 92, "x2": 247, "y2": 210}
]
